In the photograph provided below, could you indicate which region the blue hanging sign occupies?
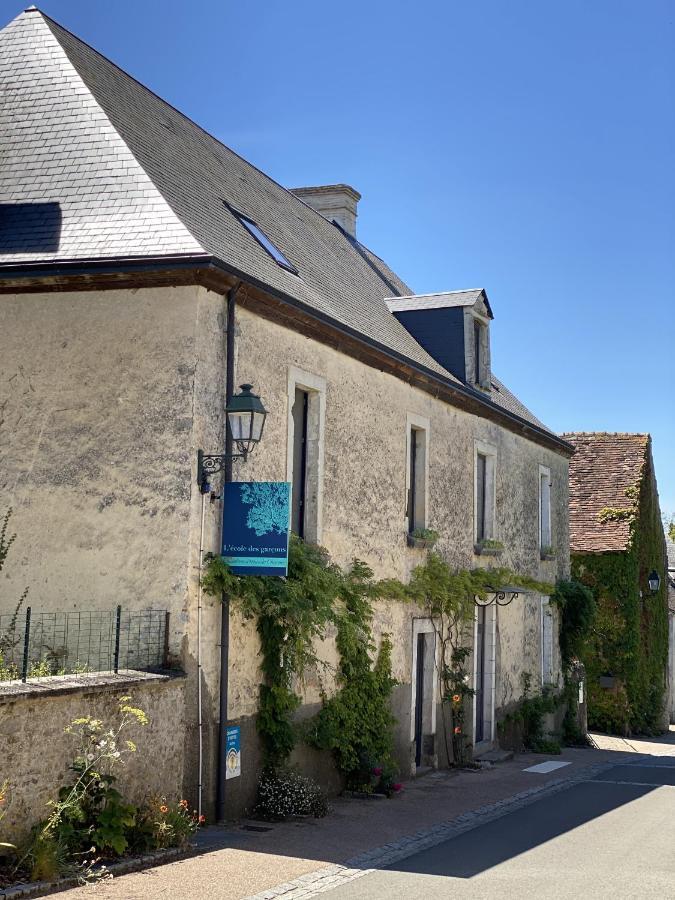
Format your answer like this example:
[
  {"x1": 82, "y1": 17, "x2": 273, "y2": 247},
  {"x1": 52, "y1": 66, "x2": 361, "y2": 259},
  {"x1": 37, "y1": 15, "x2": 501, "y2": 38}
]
[{"x1": 221, "y1": 481, "x2": 291, "y2": 576}]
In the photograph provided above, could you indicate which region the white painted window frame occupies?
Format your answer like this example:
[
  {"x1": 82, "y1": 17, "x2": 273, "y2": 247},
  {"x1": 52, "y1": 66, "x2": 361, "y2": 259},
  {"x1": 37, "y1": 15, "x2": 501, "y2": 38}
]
[
  {"x1": 409, "y1": 617, "x2": 438, "y2": 743},
  {"x1": 405, "y1": 412, "x2": 430, "y2": 533},
  {"x1": 472, "y1": 603, "x2": 497, "y2": 744},
  {"x1": 286, "y1": 366, "x2": 326, "y2": 544},
  {"x1": 474, "y1": 439, "x2": 497, "y2": 543},
  {"x1": 538, "y1": 464, "x2": 552, "y2": 550}
]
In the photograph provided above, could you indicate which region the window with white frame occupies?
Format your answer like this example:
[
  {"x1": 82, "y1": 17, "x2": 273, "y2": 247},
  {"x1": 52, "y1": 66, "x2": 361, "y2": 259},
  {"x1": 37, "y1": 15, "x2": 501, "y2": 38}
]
[
  {"x1": 539, "y1": 466, "x2": 552, "y2": 550},
  {"x1": 474, "y1": 442, "x2": 496, "y2": 543},
  {"x1": 541, "y1": 597, "x2": 554, "y2": 685},
  {"x1": 287, "y1": 367, "x2": 325, "y2": 543},
  {"x1": 406, "y1": 414, "x2": 429, "y2": 535}
]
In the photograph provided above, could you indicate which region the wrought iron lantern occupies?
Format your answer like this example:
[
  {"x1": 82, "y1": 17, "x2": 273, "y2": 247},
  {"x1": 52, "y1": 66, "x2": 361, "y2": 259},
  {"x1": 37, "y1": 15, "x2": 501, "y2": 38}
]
[
  {"x1": 648, "y1": 570, "x2": 661, "y2": 593},
  {"x1": 197, "y1": 383, "x2": 268, "y2": 493},
  {"x1": 226, "y1": 384, "x2": 267, "y2": 455}
]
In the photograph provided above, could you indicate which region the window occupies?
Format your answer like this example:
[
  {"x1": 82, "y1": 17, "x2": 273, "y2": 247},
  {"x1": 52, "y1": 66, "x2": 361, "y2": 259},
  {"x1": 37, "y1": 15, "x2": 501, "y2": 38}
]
[
  {"x1": 406, "y1": 415, "x2": 429, "y2": 535},
  {"x1": 476, "y1": 453, "x2": 487, "y2": 541},
  {"x1": 228, "y1": 205, "x2": 298, "y2": 274},
  {"x1": 539, "y1": 466, "x2": 552, "y2": 549},
  {"x1": 474, "y1": 442, "x2": 496, "y2": 543},
  {"x1": 541, "y1": 598, "x2": 554, "y2": 685},
  {"x1": 291, "y1": 388, "x2": 309, "y2": 538},
  {"x1": 287, "y1": 368, "x2": 325, "y2": 543},
  {"x1": 474, "y1": 319, "x2": 482, "y2": 384}
]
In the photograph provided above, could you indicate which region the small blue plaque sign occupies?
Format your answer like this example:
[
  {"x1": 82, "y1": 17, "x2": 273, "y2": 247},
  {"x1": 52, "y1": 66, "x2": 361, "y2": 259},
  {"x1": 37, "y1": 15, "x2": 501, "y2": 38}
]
[{"x1": 221, "y1": 482, "x2": 291, "y2": 576}]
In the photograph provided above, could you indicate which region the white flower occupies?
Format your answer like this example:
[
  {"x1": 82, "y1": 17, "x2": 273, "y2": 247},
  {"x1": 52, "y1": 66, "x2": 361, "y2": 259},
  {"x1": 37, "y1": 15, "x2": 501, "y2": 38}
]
[
  {"x1": 86, "y1": 753, "x2": 95, "y2": 761},
  {"x1": 112, "y1": 751, "x2": 121, "y2": 758}
]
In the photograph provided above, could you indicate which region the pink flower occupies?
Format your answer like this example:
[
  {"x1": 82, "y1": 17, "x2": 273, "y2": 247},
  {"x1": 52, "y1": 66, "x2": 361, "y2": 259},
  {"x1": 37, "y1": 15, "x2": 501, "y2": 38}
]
[
  {"x1": 372, "y1": 767, "x2": 383, "y2": 777},
  {"x1": 393, "y1": 783, "x2": 403, "y2": 792}
]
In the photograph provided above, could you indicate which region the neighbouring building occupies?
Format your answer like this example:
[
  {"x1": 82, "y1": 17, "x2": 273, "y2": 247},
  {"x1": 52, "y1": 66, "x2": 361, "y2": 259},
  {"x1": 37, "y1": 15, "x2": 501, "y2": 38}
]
[
  {"x1": 564, "y1": 433, "x2": 669, "y2": 735},
  {"x1": 667, "y1": 533, "x2": 675, "y2": 723},
  {"x1": 0, "y1": 7, "x2": 573, "y2": 826}
]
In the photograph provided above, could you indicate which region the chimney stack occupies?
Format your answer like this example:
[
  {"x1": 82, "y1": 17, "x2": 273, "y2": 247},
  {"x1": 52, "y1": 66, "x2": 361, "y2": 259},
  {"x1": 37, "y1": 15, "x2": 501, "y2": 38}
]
[{"x1": 290, "y1": 184, "x2": 361, "y2": 237}]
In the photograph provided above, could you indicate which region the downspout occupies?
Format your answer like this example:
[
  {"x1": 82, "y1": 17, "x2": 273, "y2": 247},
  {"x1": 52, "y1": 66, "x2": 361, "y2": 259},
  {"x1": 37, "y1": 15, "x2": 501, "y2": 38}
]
[
  {"x1": 196, "y1": 490, "x2": 207, "y2": 819},
  {"x1": 217, "y1": 282, "x2": 239, "y2": 822}
]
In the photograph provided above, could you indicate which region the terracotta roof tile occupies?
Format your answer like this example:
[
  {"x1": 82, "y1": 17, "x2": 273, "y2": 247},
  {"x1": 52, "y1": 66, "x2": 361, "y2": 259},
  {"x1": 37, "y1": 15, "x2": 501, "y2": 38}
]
[{"x1": 561, "y1": 433, "x2": 649, "y2": 553}]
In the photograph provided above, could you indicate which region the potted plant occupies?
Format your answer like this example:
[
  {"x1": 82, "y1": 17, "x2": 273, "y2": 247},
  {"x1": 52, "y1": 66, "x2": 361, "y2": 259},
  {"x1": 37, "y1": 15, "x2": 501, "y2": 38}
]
[
  {"x1": 406, "y1": 527, "x2": 439, "y2": 549},
  {"x1": 474, "y1": 538, "x2": 504, "y2": 556}
]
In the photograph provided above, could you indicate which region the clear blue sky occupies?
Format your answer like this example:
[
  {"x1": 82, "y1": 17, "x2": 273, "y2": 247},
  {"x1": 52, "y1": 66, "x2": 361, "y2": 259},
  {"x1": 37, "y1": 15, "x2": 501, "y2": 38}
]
[{"x1": 9, "y1": 1, "x2": 675, "y2": 512}]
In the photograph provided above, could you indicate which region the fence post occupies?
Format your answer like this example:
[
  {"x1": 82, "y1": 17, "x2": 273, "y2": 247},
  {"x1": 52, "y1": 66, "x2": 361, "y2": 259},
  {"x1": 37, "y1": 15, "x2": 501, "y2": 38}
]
[
  {"x1": 113, "y1": 605, "x2": 122, "y2": 674},
  {"x1": 163, "y1": 611, "x2": 170, "y2": 669},
  {"x1": 21, "y1": 606, "x2": 31, "y2": 683}
]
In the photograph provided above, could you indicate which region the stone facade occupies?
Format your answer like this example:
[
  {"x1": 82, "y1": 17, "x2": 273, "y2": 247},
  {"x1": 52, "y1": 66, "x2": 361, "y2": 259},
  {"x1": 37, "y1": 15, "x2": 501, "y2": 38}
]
[{"x1": 1, "y1": 284, "x2": 569, "y2": 818}]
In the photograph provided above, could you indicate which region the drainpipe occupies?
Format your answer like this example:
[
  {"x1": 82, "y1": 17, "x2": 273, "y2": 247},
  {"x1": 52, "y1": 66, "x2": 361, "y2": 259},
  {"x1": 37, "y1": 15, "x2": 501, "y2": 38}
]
[{"x1": 216, "y1": 282, "x2": 239, "y2": 822}]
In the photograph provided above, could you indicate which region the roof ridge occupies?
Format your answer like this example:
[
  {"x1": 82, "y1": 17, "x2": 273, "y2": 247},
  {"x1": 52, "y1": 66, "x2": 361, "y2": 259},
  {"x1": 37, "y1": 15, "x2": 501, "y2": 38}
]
[{"x1": 562, "y1": 431, "x2": 650, "y2": 439}]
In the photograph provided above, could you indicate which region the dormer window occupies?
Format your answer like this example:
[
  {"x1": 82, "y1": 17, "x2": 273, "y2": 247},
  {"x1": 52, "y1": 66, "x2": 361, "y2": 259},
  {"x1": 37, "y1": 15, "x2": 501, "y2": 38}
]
[{"x1": 384, "y1": 289, "x2": 493, "y2": 388}]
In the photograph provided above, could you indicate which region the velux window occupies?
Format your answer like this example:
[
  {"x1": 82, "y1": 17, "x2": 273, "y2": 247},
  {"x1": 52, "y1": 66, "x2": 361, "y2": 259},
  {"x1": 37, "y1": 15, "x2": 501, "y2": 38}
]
[{"x1": 228, "y1": 204, "x2": 298, "y2": 274}]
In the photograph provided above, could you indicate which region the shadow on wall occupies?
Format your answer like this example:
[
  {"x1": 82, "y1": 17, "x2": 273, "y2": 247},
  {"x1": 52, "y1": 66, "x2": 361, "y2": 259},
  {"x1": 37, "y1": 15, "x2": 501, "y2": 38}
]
[{"x1": 0, "y1": 202, "x2": 62, "y2": 253}]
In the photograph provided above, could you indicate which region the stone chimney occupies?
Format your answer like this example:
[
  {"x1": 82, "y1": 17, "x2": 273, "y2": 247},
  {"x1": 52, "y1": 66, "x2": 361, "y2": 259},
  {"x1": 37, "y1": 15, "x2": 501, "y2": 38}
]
[{"x1": 290, "y1": 184, "x2": 361, "y2": 237}]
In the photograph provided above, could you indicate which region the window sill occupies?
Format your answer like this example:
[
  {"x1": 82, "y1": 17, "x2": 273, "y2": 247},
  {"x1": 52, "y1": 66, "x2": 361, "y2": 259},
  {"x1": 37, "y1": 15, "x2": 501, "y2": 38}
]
[
  {"x1": 540, "y1": 551, "x2": 557, "y2": 561},
  {"x1": 473, "y1": 542, "x2": 503, "y2": 557}
]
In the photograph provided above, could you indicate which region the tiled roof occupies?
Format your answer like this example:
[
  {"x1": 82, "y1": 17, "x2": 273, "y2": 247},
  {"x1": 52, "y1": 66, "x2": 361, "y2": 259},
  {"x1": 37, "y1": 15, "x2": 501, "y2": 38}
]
[
  {"x1": 0, "y1": 8, "x2": 561, "y2": 446},
  {"x1": 562, "y1": 433, "x2": 650, "y2": 553}
]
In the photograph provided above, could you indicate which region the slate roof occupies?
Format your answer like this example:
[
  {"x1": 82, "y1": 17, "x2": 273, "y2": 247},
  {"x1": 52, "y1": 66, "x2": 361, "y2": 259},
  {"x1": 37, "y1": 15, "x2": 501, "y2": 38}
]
[
  {"x1": 385, "y1": 290, "x2": 493, "y2": 318},
  {"x1": 562, "y1": 433, "x2": 650, "y2": 553},
  {"x1": 0, "y1": 8, "x2": 562, "y2": 447}
]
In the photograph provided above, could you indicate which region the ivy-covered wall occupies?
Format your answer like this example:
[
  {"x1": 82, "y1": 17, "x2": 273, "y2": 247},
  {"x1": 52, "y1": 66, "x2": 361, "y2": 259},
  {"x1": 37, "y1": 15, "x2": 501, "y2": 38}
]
[{"x1": 572, "y1": 452, "x2": 668, "y2": 735}]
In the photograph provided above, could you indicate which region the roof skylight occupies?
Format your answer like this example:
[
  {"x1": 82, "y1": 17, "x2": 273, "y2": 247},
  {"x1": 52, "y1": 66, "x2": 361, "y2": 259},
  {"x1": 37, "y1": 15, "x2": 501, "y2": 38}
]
[{"x1": 229, "y1": 206, "x2": 298, "y2": 274}]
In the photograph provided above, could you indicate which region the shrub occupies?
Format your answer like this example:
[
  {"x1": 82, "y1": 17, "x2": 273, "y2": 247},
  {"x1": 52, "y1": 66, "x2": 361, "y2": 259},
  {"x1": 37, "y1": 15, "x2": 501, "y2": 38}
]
[
  {"x1": 254, "y1": 770, "x2": 328, "y2": 821},
  {"x1": 130, "y1": 798, "x2": 202, "y2": 852}
]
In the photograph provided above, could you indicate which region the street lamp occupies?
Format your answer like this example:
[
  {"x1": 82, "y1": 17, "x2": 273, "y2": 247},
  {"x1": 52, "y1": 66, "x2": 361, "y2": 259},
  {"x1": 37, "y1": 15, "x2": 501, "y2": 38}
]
[
  {"x1": 648, "y1": 570, "x2": 661, "y2": 593},
  {"x1": 197, "y1": 383, "x2": 268, "y2": 493}
]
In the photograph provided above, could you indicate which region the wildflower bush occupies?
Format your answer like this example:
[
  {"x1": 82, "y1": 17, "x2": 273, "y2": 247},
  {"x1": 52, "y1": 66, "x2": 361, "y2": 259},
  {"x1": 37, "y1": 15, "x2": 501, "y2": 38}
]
[
  {"x1": 255, "y1": 770, "x2": 328, "y2": 821},
  {"x1": 130, "y1": 798, "x2": 203, "y2": 852}
]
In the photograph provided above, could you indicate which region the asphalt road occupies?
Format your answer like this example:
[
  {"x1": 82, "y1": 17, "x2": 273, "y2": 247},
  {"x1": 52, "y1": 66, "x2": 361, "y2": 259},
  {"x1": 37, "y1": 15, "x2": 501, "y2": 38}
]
[{"x1": 322, "y1": 759, "x2": 675, "y2": 900}]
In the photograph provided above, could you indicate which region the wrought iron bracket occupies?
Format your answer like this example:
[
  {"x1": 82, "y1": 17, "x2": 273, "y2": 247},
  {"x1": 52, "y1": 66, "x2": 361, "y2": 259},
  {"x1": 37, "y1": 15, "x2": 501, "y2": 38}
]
[
  {"x1": 474, "y1": 589, "x2": 520, "y2": 608},
  {"x1": 197, "y1": 449, "x2": 246, "y2": 494}
]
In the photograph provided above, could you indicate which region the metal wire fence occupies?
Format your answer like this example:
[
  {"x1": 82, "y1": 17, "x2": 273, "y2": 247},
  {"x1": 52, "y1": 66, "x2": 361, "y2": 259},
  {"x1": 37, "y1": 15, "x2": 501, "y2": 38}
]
[{"x1": 0, "y1": 606, "x2": 170, "y2": 682}]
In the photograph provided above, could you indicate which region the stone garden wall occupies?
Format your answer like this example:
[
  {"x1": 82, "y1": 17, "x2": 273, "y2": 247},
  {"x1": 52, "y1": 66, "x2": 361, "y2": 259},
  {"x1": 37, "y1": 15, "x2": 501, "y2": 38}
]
[{"x1": 0, "y1": 672, "x2": 187, "y2": 843}]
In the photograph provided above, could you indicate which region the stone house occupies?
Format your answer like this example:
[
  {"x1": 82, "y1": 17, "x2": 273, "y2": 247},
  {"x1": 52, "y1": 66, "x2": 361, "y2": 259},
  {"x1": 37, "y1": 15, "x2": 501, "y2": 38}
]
[
  {"x1": 564, "y1": 433, "x2": 668, "y2": 735},
  {"x1": 0, "y1": 8, "x2": 572, "y2": 822}
]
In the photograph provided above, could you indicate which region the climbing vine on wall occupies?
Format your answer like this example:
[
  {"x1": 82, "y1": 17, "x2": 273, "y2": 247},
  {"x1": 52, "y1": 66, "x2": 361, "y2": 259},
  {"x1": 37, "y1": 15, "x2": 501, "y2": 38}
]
[
  {"x1": 309, "y1": 562, "x2": 398, "y2": 789},
  {"x1": 572, "y1": 467, "x2": 669, "y2": 735},
  {"x1": 203, "y1": 538, "x2": 395, "y2": 772},
  {"x1": 401, "y1": 553, "x2": 553, "y2": 765}
]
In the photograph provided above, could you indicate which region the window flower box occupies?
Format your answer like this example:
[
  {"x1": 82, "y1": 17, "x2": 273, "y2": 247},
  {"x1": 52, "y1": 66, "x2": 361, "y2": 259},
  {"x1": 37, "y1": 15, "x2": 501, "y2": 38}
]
[
  {"x1": 406, "y1": 528, "x2": 439, "y2": 550},
  {"x1": 474, "y1": 539, "x2": 503, "y2": 557}
]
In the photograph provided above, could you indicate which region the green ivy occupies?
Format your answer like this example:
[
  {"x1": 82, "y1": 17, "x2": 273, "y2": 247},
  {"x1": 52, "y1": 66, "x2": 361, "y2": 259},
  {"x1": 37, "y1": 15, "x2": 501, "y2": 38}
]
[{"x1": 572, "y1": 456, "x2": 668, "y2": 735}]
